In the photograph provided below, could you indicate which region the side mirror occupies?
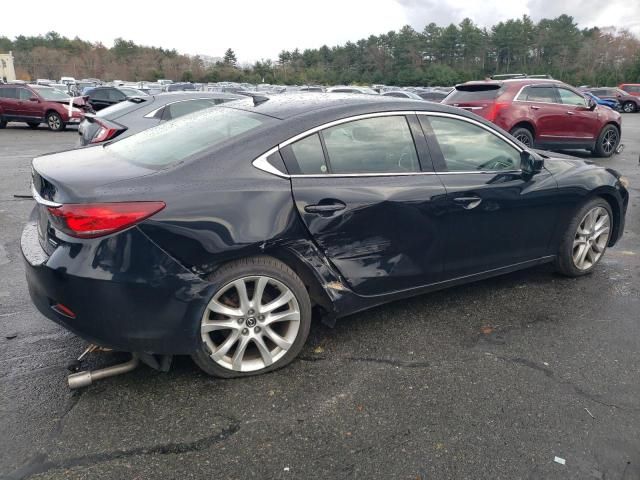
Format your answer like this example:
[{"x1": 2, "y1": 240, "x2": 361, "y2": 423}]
[
  {"x1": 588, "y1": 98, "x2": 597, "y2": 110},
  {"x1": 521, "y1": 150, "x2": 544, "y2": 175}
]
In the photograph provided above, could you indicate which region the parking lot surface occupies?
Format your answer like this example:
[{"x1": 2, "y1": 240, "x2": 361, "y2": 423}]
[{"x1": 1, "y1": 119, "x2": 639, "y2": 480}]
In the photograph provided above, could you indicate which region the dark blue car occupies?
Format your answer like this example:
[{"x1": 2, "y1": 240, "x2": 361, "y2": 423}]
[{"x1": 583, "y1": 92, "x2": 620, "y2": 111}]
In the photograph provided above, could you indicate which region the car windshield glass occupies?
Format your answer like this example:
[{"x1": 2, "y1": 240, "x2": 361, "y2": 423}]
[
  {"x1": 119, "y1": 88, "x2": 147, "y2": 96},
  {"x1": 31, "y1": 87, "x2": 70, "y2": 101},
  {"x1": 106, "y1": 107, "x2": 272, "y2": 168},
  {"x1": 447, "y1": 85, "x2": 503, "y2": 102}
]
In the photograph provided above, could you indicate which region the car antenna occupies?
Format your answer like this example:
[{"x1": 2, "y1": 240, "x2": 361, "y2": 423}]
[{"x1": 252, "y1": 94, "x2": 269, "y2": 106}]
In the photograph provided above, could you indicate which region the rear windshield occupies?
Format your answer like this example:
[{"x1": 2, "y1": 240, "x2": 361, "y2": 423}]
[
  {"x1": 447, "y1": 84, "x2": 504, "y2": 102},
  {"x1": 106, "y1": 107, "x2": 272, "y2": 168},
  {"x1": 97, "y1": 98, "x2": 149, "y2": 119}
]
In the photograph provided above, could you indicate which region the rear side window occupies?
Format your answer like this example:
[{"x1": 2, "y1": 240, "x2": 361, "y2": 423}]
[
  {"x1": 108, "y1": 89, "x2": 126, "y2": 102},
  {"x1": 288, "y1": 134, "x2": 328, "y2": 174},
  {"x1": 0, "y1": 87, "x2": 17, "y2": 99},
  {"x1": 107, "y1": 107, "x2": 272, "y2": 168},
  {"x1": 423, "y1": 116, "x2": 520, "y2": 172},
  {"x1": 322, "y1": 116, "x2": 419, "y2": 174},
  {"x1": 447, "y1": 85, "x2": 503, "y2": 102},
  {"x1": 90, "y1": 89, "x2": 109, "y2": 101},
  {"x1": 518, "y1": 86, "x2": 558, "y2": 103},
  {"x1": 591, "y1": 89, "x2": 606, "y2": 96}
]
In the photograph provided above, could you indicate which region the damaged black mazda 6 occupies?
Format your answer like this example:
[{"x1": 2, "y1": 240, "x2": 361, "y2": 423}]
[{"x1": 22, "y1": 93, "x2": 629, "y2": 382}]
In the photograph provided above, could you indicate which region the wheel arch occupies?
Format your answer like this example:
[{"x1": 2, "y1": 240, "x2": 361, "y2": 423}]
[
  {"x1": 591, "y1": 189, "x2": 622, "y2": 246},
  {"x1": 510, "y1": 121, "x2": 536, "y2": 138}
]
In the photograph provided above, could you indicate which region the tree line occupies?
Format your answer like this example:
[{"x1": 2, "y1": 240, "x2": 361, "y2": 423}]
[{"x1": 1, "y1": 15, "x2": 639, "y2": 87}]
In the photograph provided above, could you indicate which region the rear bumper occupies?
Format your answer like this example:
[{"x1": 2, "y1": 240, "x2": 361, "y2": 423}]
[{"x1": 22, "y1": 221, "x2": 212, "y2": 354}]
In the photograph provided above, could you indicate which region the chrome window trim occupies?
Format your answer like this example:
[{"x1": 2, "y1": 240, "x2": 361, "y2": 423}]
[
  {"x1": 31, "y1": 183, "x2": 62, "y2": 208},
  {"x1": 513, "y1": 83, "x2": 588, "y2": 108},
  {"x1": 252, "y1": 110, "x2": 524, "y2": 178}
]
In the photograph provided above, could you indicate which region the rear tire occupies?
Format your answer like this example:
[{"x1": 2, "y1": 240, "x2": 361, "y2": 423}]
[
  {"x1": 622, "y1": 101, "x2": 636, "y2": 113},
  {"x1": 192, "y1": 256, "x2": 311, "y2": 378},
  {"x1": 555, "y1": 198, "x2": 613, "y2": 277},
  {"x1": 27, "y1": 122, "x2": 40, "y2": 129},
  {"x1": 46, "y1": 111, "x2": 65, "y2": 132},
  {"x1": 510, "y1": 126, "x2": 534, "y2": 148},
  {"x1": 593, "y1": 125, "x2": 619, "y2": 157}
]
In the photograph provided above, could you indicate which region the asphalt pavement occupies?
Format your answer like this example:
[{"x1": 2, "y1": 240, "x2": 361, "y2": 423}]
[{"x1": 0, "y1": 118, "x2": 639, "y2": 480}]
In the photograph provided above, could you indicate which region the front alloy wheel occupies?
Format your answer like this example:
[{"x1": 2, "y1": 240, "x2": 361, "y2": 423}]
[
  {"x1": 46, "y1": 112, "x2": 65, "y2": 131},
  {"x1": 192, "y1": 256, "x2": 311, "y2": 378},
  {"x1": 572, "y1": 207, "x2": 611, "y2": 271},
  {"x1": 622, "y1": 101, "x2": 636, "y2": 113}
]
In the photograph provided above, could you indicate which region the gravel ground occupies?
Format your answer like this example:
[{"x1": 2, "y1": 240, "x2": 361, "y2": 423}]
[{"x1": 0, "y1": 117, "x2": 639, "y2": 480}]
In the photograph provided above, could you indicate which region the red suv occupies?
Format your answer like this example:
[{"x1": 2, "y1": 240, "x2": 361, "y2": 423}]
[
  {"x1": 0, "y1": 83, "x2": 86, "y2": 131},
  {"x1": 619, "y1": 83, "x2": 640, "y2": 97},
  {"x1": 443, "y1": 79, "x2": 622, "y2": 157}
]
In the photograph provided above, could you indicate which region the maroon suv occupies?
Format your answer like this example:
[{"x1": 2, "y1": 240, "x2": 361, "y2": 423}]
[
  {"x1": 444, "y1": 79, "x2": 622, "y2": 157},
  {"x1": 0, "y1": 83, "x2": 88, "y2": 131}
]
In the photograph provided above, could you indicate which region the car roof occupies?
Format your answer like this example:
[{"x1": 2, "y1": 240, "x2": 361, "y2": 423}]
[{"x1": 221, "y1": 92, "x2": 463, "y2": 121}]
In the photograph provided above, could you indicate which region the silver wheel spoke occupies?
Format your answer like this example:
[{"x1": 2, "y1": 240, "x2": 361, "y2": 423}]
[
  {"x1": 208, "y1": 299, "x2": 243, "y2": 318},
  {"x1": 264, "y1": 326, "x2": 292, "y2": 350},
  {"x1": 254, "y1": 336, "x2": 273, "y2": 367},
  {"x1": 254, "y1": 277, "x2": 269, "y2": 307},
  {"x1": 574, "y1": 244, "x2": 588, "y2": 267},
  {"x1": 261, "y1": 291, "x2": 294, "y2": 314},
  {"x1": 265, "y1": 310, "x2": 300, "y2": 325},
  {"x1": 202, "y1": 319, "x2": 239, "y2": 333},
  {"x1": 233, "y1": 279, "x2": 251, "y2": 312},
  {"x1": 211, "y1": 330, "x2": 240, "y2": 361},
  {"x1": 231, "y1": 335, "x2": 251, "y2": 370}
]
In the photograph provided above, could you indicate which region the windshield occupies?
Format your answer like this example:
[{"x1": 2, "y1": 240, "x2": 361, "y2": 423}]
[
  {"x1": 32, "y1": 87, "x2": 71, "y2": 101},
  {"x1": 106, "y1": 107, "x2": 272, "y2": 168}
]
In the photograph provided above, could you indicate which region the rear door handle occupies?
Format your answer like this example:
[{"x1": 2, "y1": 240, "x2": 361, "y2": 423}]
[
  {"x1": 530, "y1": 105, "x2": 540, "y2": 110},
  {"x1": 304, "y1": 200, "x2": 346, "y2": 215},
  {"x1": 566, "y1": 111, "x2": 575, "y2": 115},
  {"x1": 453, "y1": 196, "x2": 482, "y2": 210}
]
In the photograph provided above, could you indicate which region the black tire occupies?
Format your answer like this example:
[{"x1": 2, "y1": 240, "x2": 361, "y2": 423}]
[
  {"x1": 192, "y1": 256, "x2": 311, "y2": 378},
  {"x1": 593, "y1": 124, "x2": 619, "y2": 157},
  {"x1": 622, "y1": 101, "x2": 636, "y2": 113},
  {"x1": 46, "y1": 111, "x2": 65, "y2": 131},
  {"x1": 555, "y1": 198, "x2": 613, "y2": 277},
  {"x1": 27, "y1": 122, "x2": 40, "y2": 129},
  {"x1": 0, "y1": 119, "x2": 6, "y2": 129},
  {"x1": 510, "y1": 126, "x2": 534, "y2": 148}
]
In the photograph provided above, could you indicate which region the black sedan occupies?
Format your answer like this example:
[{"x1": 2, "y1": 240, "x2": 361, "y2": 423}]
[
  {"x1": 23, "y1": 94, "x2": 629, "y2": 382},
  {"x1": 77, "y1": 91, "x2": 242, "y2": 145}
]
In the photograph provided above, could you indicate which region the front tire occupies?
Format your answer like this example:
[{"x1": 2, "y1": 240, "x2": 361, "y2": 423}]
[
  {"x1": 622, "y1": 101, "x2": 636, "y2": 113},
  {"x1": 510, "y1": 127, "x2": 534, "y2": 148},
  {"x1": 555, "y1": 198, "x2": 612, "y2": 277},
  {"x1": 46, "y1": 111, "x2": 65, "y2": 131},
  {"x1": 192, "y1": 256, "x2": 311, "y2": 378},
  {"x1": 593, "y1": 125, "x2": 619, "y2": 157}
]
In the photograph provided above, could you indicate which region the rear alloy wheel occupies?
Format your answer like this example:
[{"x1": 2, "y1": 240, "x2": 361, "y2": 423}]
[
  {"x1": 192, "y1": 256, "x2": 311, "y2": 378},
  {"x1": 555, "y1": 198, "x2": 612, "y2": 277},
  {"x1": 46, "y1": 112, "x2": 65, "y2": 132},
  {"x1": 594, "y1": 125, "x2": 619, "y2": 157},
  {"x1": 622, "y1": 101, "x2": 636, "y2": 113},
  {"x1": 510, "y1": 127, "x2": 534, "y2": 148},
  {"x1": 27, "y1": 122, "x2": 40, "y2": 129}
]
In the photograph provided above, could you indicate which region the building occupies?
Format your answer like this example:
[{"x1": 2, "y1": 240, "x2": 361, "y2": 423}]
[{"x1": 0, "y1": 52, "x2": 17, "y2": 83}]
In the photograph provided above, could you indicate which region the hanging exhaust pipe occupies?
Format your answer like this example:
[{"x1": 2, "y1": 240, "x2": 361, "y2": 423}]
[{"x1": 67, "y1": 354, "x2": 139, "y2": 389}]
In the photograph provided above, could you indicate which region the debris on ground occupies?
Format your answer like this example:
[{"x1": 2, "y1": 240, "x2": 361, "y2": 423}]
[{"x1": 554, "y1": 456, "x2": 566, "y2": 465}]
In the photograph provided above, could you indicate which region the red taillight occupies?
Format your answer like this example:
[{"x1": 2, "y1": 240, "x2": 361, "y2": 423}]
[
  {"x1": 485, "y1": 101, "x2": 510, "y2": 122},
  {"x1": 47, "y1": 202, "x2": 165, "y2": 238},
  {"x1": 91, "y1": 119, "x2": 119, "y2": 143},
  {"x1": 52, "y1": 303, "x2": 76, "y2": 319}
]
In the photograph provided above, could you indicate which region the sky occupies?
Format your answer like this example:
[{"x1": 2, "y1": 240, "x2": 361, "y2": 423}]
[{"x1": 2, "y1": 0, "x2": 639, "y2": 63}]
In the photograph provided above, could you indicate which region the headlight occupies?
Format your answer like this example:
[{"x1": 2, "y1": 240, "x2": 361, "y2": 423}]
[{"x1": 618, "y1": 176, "x2": 629, "y2": 189}]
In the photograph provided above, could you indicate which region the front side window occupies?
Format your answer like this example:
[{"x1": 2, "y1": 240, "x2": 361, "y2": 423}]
[
  {"x1": 558, "y1": 88, "x2": 587, "y2": 107},
  {"x1": 91, "y1": 89, "x2": 109, "y2": 101},
  {"x1": 423, "y1": 116, "x2": 520, "y2": 172},
  {"x1": 30, "y1": 86, "x2": 70, "y2": 101},
  {"x1": 18, "y1": 88, "x2": 33, "y2": 100},
  {"x1": 321, "y1": 116, "x2": 419, "y2": 174},
  {"x1": 108, "y1": 89, "x2": 126, "y2": 102},
  {"x1": 519, "y1": 86, "x2": 557, "y2": 103}
]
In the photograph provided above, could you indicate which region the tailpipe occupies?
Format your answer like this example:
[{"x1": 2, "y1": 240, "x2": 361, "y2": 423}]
[{"x1": 67, "y1": 354, "x2": 139, "y2": 389}]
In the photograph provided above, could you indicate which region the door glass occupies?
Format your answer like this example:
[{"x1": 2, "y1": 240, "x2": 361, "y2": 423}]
[
  {"x1": 558, "y1": 88, "x2": 587, "y2": 106},
  {"x1": 108, "y1": 89, "x2": 126, "y2": 102},
  {"x1": 289, "y1": 133, "x2": 328, "y2": 174},
  {"x1": 18, "y1": 89, "x2": 33, "y2": 100},
  {"x1": 91, "y1": 89, "x2": 109, "y2": 101},
  {"x1": 424, "y1": 116, "x2": 520, "y2": 172},
  {"x1": 519, "y1": 86, "x2": 557, "y2": 103},
  {"x1": 322, "y1": 116, "x2": 419, "y2": 174},
  {"x1": 0, "y1": 87, "x2": 17, "y2": 99}
]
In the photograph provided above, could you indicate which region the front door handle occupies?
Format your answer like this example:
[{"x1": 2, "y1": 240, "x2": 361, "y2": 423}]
[
  {"x1": 304, "y1": 200, "x2": 346, "y2": 215},
  {"x1": 530, "y1": 105, "x2": 540, "y2": 110},
  {"x1": 453, "y1": 196, "x2": 482, "y2": 210},
  {"x1": 566, "y1": 111, "x2": 575, "y2": 115}
]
